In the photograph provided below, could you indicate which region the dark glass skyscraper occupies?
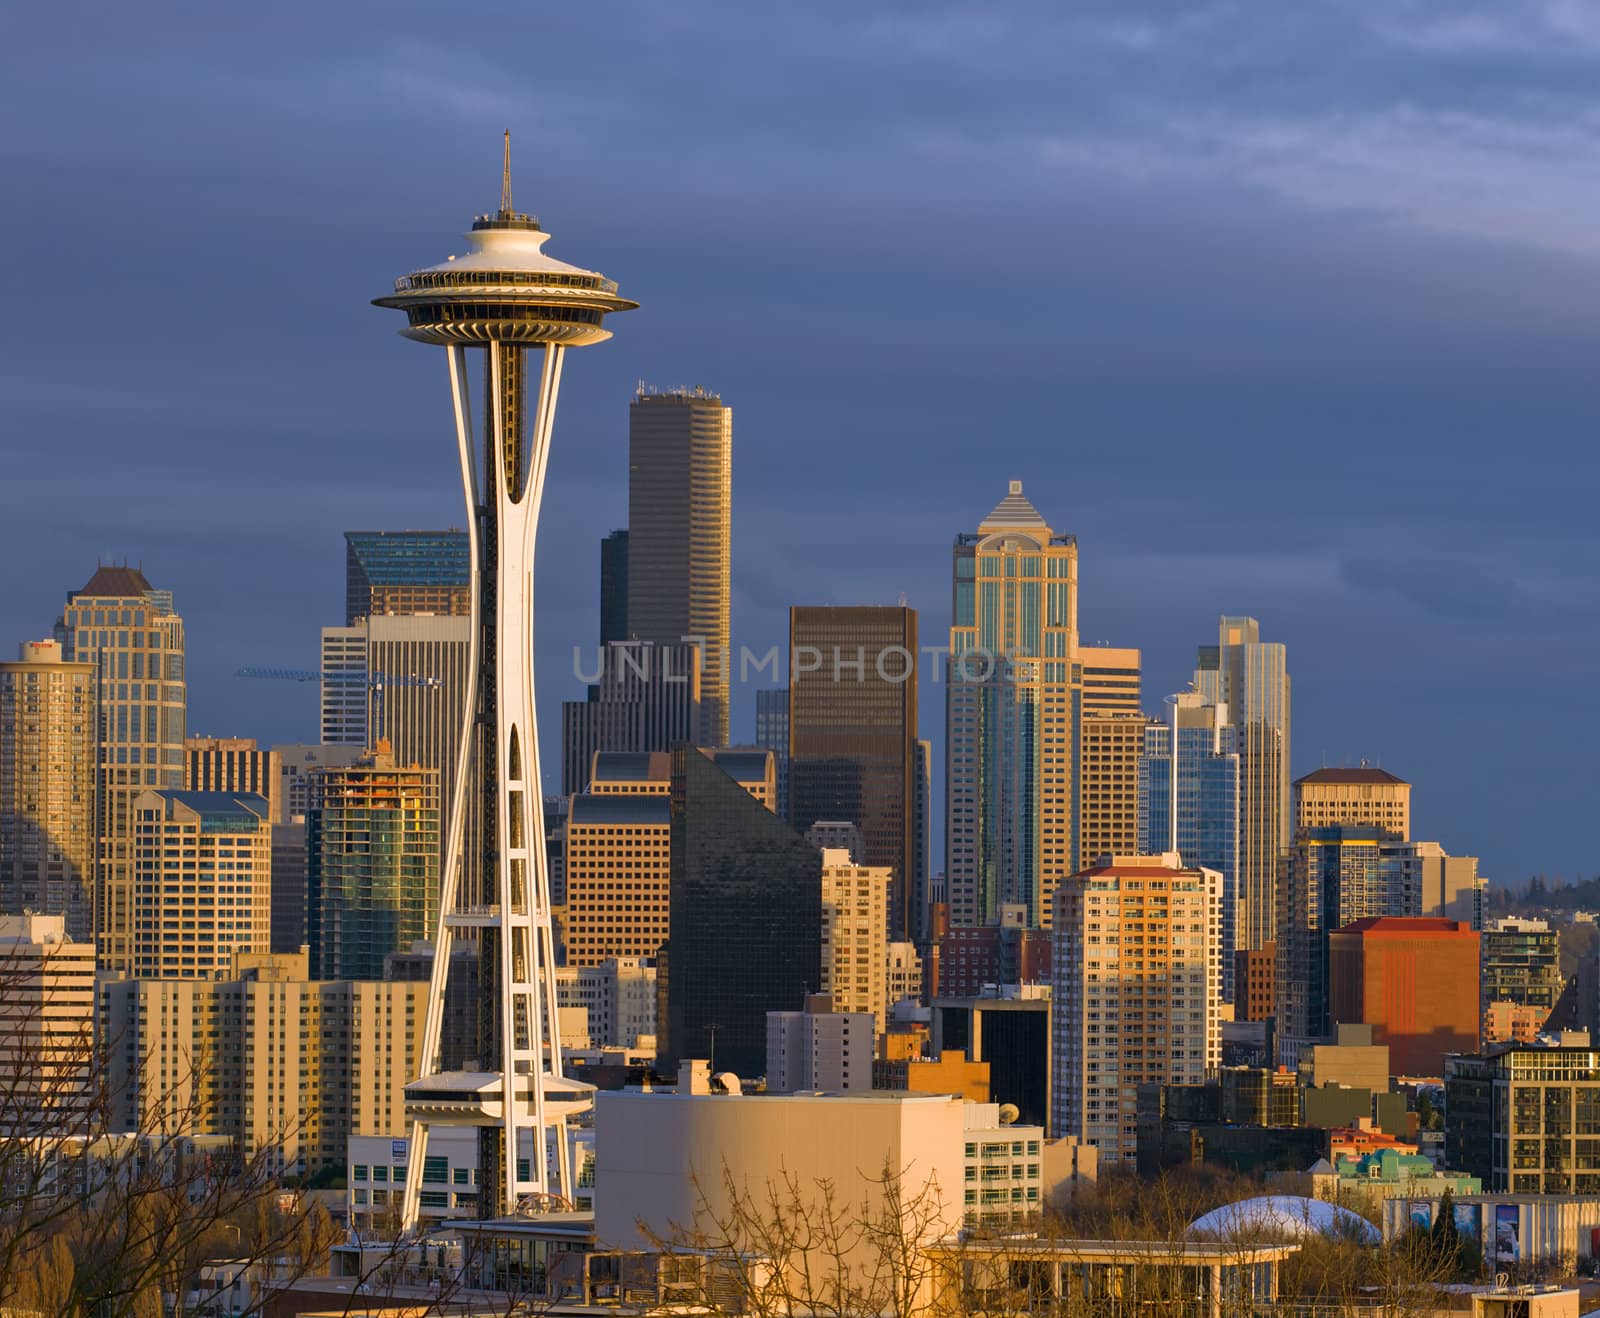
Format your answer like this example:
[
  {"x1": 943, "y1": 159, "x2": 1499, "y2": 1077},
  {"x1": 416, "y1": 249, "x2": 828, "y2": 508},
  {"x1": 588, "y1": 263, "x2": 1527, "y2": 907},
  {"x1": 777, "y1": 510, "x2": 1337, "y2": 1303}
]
[
  {"x1": 344, "y1": 530, "x2": 470, "y2": 624},
  {"x1": 600, "y1": 529, "x2": 629, "y2": 647},
  {"x1": 754, "y1": 687, "x2": 790, "y2": 822},
  {"x1": 787, "y1": 605, "x2": 918, "y2": 939},
  {"x1": 663, "y1": 748, "x2": 820, "y2": 1078}
]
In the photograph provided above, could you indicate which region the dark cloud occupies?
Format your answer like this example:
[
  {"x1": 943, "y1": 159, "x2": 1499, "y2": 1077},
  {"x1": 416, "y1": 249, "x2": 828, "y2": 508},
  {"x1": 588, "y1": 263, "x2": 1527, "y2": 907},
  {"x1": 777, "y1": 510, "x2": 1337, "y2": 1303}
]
[{"x1": 2, "y1": 1, "x2": 1598, "y2": 882}]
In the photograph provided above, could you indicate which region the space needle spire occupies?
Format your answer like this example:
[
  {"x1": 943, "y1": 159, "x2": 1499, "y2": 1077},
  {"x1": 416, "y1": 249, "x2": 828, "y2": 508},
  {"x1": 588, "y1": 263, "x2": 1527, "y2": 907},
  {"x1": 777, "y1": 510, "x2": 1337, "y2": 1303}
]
[{"x1": 375, "y1": 137, "x2": 636, "y2": 1227}]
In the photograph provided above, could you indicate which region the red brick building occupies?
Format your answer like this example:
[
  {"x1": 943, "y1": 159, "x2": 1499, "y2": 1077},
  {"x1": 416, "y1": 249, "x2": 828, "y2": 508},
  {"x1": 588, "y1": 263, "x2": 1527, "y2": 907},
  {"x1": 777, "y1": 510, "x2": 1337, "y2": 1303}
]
[{"x1": 1329, "y1": 917, "x2": 1479, "y2": 1078}]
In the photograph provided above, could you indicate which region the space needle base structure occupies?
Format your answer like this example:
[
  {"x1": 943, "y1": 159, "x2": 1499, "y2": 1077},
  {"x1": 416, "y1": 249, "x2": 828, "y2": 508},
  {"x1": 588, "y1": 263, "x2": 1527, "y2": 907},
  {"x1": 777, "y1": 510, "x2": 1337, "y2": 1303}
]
[{"x1": 375, "y1": 136, "x2": 635, "y2": 1228}]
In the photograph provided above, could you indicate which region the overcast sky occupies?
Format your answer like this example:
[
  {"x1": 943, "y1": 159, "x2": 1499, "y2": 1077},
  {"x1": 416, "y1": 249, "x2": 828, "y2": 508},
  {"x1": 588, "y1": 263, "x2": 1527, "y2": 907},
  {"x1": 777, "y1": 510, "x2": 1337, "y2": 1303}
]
[{"x1": 3, "y1": 2, "x2": 1597, "y2": 884}]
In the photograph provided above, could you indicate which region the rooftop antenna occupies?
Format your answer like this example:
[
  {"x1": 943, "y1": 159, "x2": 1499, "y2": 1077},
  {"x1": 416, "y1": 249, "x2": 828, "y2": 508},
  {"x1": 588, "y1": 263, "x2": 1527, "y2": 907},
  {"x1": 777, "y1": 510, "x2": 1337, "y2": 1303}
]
[{"x1": 501, "y1": 130, "x2": 513, "y2": 215}]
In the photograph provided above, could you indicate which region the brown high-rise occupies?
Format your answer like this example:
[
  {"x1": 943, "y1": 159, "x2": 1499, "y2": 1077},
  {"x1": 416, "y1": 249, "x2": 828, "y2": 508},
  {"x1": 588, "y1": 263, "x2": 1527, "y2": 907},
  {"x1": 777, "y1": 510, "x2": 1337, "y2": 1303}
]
[
  {"x1": 1294, "y1": 767, "x2": 1410, "y2": 839},
  {"x1": 1075, "y1": 645, "x2": 1142, "y2": 870},
  {"x1": 626, "y1": 388, "x2": 732, "y2": 746},
  {"x1": 788, "y1": 606, "x2": 918, "y2": 939}
]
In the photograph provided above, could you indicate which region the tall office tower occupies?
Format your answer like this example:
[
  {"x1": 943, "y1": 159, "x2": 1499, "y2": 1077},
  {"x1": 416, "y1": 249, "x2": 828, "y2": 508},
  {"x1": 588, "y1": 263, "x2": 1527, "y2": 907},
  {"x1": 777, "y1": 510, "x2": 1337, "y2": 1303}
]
[
  {"x1": 805, "y1": 819, "x2": 865, "y2": 860},
  {"x1": 663, "y1": 748, "x2": 819, "y2": 1077},
  {"x1": 307, "y1": 749, "x2": 440, "y2": 980},
  {"x1": 320, "y1": 626, "x2": 369, "y2": 746},
  {"x1": 788, "y1": 606, "x2": 919, "y2": 940},
  {"x1": 1076, "y1": 645, "x2": 1143, "y2": 871},
  {"x1": 560, "y1": 640, "x2": 703, "y2": 796},
  {"x1": 913, "y1": 738, "x2": 931, "y2": 944},
  {"x1": 1329, "y1": 917, "x2": 1478, "y2": 1077},
  {"x1": 0, "y1": 913, "x2": 94, "y2": 1131},
  {"x1": 100, "y1": 950, "x2": 428, "y2": 1177},
  {"x1": 132, "y1": 790, "x2": 272, "y2": 979},
  {"x1": 1481, "y1": 917, "x2": 1563, "y2": 1022},
  {"x1": 1139, "y1": 691, "x2": 1241, "y2": 998},
  {"x1": 947, "y1": 482, "x2": 1078, "y2": 929},
  {"x1": 627, "y1": 386, "x2": 732, "y2": 747},
  {"x1": 270, "y1": 823, "x2": 308, "y2": 955},
  {"x1": 600, "y1": 529, "x2": 629, "y2": 646},
  {"x1": 273, "y1": 743, "x2": 365, "y2": 823},
  {"x1": 819, "y1": 849, "x2": 891, "y2": 1033},
  {"x1": 185, "y1": 737, "x2": 281, "y2": 821},
  {"x1": 344, "y1": 529, "x2": 471, "y2": 624},
  {"x1": 1294, "y1": 767, "x2": 1410, "y2": 838},
  {"x1": 0, "y1": 641, "x2": 96, "y2": 939},
  {"x1": 1194, "y1": 616, "x2": 1289, "y2": 958},
  {"x1": 57, "y1": 565, "x2": 186, "y2": 973},
  {"x1": 754, "y1": 687, "x2": 790, "y2": 822},
  {"x1": 1050, "y1": 853, "x2": 1221, "y2": 1164},
  {"x1": 1274, "y1": 825, "x2": 1421, "y2": 1058}
]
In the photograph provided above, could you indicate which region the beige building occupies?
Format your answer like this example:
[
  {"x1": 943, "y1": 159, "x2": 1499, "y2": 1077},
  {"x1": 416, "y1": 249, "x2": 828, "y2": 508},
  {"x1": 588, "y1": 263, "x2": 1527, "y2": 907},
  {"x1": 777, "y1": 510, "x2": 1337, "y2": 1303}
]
[
  {"x1": 1051, "y1": 853, "x2": 1222, "y2": 1165},
  {"x1": 566, "y1": 750, "x2": 769, "y2": 967},
  {"x1": 820, "y1": 848, "x2": 890, "y2": 1030},
  {"x1": 887, "y1": 940, "x2": 923, "y2": 1011},
  {"x1": 0, "y1": 913, "x2": 94, "y2": 1130},
  {"x1": 57, "y1": 566, "x2": 187, "y2": 974},
  {"x1": 184, "y1": 737, "x2": 281, "y2": 822},
  {"x1": 99, "y1": 950, "x2": 425, "y2": 1175},
  {"x1": 1076, "y1": 647, "x2": 1144, "y2": 871},
  {"x1": 131, "y1": 790, "x2": 272, "y2": 979},
  {"x1": 627, "y1": 387, "x2": 732, "y2": 747},
  {"x1": 1294, "y1": 766, "x2": 1410, "y2": 838},
  {"x1": 1415, "y1": 840, "x2": 1487, "y2": 927},
  {"x1": 0, "y1": 641, "x2": 96, "y2": 940}
]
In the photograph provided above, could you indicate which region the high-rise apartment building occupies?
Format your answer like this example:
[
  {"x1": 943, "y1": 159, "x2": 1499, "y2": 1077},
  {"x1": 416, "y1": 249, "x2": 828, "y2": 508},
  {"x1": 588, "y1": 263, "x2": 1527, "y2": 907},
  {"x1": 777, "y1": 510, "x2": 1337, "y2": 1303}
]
[
  {"x1": 1275, "y1": 826, "x2": 1422, "y2": 1057},
  {"x1": 887, "y1": 940, "x2": 924, "y2": 1011},
  {"x1": 344, "y1": 530, "x2": 470, "y2": 624},
  {"x1": 754, "y1": 687, "x2": 790, "y2": 823},
  {"x1": 307, "y1": 749, "x2": 440, "y2": 980},
  {"x1": 1294, "y1": 767, "x2": 1410, "y2": 839},
  {"x1": 947, "y1": 482, "x2": 1078, "y2": 928},
  {"x1": 0, "y1": 913, "x2": 94, "y2": 1131},
  {"x1": 132, "y1": 790, "x2": 272, "y2": 979},
  {"x1": 273, "y1": 743, "x2": 365, "y2": 822},
  {"x1": 0, "y1": 641, "x2": 96, "y2": 940},
  {"x1": 663, "y1": 748, "x2": 819, "y2": 1077},
  {"x1": 1076, "y1": 645, "x2": 1143, "y2": 871},
  {"x1": 1194, "y1": 617, "x2": 1288, "y2": 958},
  {"x1": 57, "y1": 565, "x2": 186, "y2": 973},
  {"x1": 819, "y1": 848, "x2": 890, "y2": 1033},
  {"x1": 1481, "y1": 917, "x2": 1562, "y2": 1022},
  {"x1": 1329, "y1": 917, "x2": 1479, "y2": 1077},
  {"x1": 1050, "y1": 853, "x2": 1222, "y2": 1165},
  {"x1": 185, "y1": 737, "x2": 281, "y2": 822},
  {"x1": 627, "y1": 387, "x2": 732, "y2": 747},
  {"x1": 554, "y1": 957, "x2": 657, "y2": 1050},
  {"x1": 766, "y1": 995, "x2": 875, "y2": 1093},
  {"x1": 789, "y1": 605, "x2": 919, "y2": 939},
  {"x1": 1139, "y1": 690, "x2": 1241, "y2": 999},
  {"x1": 560, "y1": 640, "x2": 702, "y2": 796},
  {"x1": 600, "y1": 529, "x2": 629, "y2": 647},
  {"x1": 100, "y1": 949, "x2": 427, "y2": 1176},
  {"x1": 1414, "y1": 841, "x2": 1487, "y2": 929}
]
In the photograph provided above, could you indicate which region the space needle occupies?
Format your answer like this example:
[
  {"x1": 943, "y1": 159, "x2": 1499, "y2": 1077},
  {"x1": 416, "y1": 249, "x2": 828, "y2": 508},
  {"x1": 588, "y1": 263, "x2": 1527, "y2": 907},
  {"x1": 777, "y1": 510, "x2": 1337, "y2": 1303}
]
[{"x1": 374, "y1": 134, "x2": 635, "y2": 1226}]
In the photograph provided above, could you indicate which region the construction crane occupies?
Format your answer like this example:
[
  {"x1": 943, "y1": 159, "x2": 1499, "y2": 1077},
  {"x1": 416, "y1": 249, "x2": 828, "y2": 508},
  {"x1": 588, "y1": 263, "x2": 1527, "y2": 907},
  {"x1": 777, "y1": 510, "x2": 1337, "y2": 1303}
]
[{"x1": 234, "y1": 666, "x2": 443, "y2": 743}]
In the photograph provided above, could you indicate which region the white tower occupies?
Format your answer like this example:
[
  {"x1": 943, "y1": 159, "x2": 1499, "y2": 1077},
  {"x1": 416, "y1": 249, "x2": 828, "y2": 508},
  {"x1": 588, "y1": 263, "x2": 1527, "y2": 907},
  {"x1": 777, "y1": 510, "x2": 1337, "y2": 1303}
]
[{"x1": 375, "y1": 135, "x2": 636, "y2": 1226}]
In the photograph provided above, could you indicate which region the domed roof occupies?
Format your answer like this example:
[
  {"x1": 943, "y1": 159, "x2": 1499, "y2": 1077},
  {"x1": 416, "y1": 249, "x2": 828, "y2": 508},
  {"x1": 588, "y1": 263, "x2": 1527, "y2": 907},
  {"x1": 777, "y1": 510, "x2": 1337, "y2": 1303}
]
[{"x1": 1189, "y1": 1195, "x2": 1378, "y2": 1243}]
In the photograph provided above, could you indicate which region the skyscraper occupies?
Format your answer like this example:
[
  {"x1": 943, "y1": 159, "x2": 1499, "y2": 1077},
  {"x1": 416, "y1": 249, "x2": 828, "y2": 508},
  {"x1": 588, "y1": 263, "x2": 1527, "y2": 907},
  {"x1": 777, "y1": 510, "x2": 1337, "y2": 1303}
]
[
  {"x1": 627, "y1": 387, "x2": 732, "y2": 747},
  {"x1": 1050, "y1": 853, "x2": 1221, "y2": 1163},
  {"x1": 1275, "y1": 825, "x2": 1421, "y2": 1056},
  {"x1": 185, "y1": 737, "x2": 281, "y2": 820},
  {"x1": 788, "y1": 605, "x2": 919, "y2": 939},
  {"x1": 307, "y1": 749, "x2": 440, "y2": 981},
  {"x1": 663, "y1": 748, "x2": 819, "y2": 1077},
  {"x1": 946, "y1": 482, "x2": 1078, "y2": 928},
  {"x1": 560, "y1": 640, "x2": 702, "y2": 796},
  {"x1": 0, "y1": 641, "x2": 96, "y2": 940},
  {"x1": 600, "y1": 529, "x2": 629, "y2": 647},
  {"x1": 754, "y1": 687, "x2": 790, "y2": 821},
  {"x1": 132, "y1": 790, "x2": 272, "y2": 978},
  {"x1": 1139, "y1": 690, "x2": 1241, "y2": 998},
  {"x1": 57, "y1": 565, "x2": 186, "y2": 973},
  {"x1": 0, "y1": 914, "x2": 94, "y2": 1132},
  {"x1": 818, "y1": 849, "x2": 891, "y2": 1033},
  {"x1": 1195, "y1": 617, "x2": 1289, "y2": 957},
  {"x1": 1076, "y1": 645, "x2": 1143, "y2": 871},
  {"x1": 1294, "y1": 767, "x2": 1410, "y2": 838},
  {"x1": 344, "y1": 530, "x2": 470, "y2": 624}
]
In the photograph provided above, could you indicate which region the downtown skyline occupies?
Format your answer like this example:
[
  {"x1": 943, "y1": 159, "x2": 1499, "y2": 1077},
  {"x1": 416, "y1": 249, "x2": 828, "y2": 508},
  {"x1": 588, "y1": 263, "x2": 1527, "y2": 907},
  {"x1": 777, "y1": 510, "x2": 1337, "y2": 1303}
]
[{"x1": 3, "y1": 3, "x2": 1597, "y2": 888}]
